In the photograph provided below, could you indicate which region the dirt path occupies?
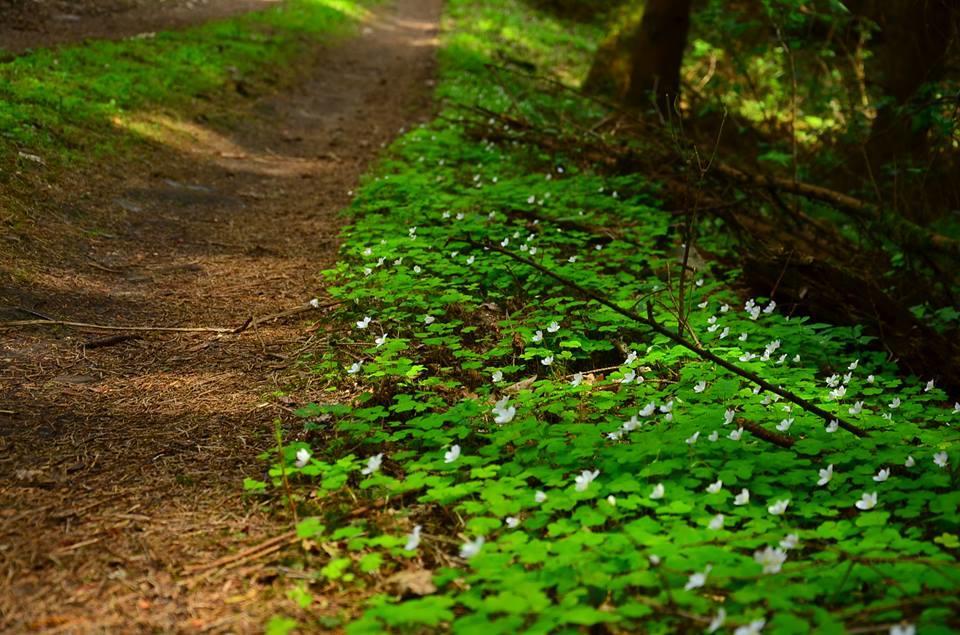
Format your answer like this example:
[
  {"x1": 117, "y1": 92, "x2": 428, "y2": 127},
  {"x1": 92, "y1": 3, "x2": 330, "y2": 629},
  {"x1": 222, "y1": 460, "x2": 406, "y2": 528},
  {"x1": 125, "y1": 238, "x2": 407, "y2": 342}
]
[
  {"x1": 0, "y1": 0, "x2": 277, "y2": 54},
  {"x1": 0, "y1": 0, "x2": 441, "y2": 630}
]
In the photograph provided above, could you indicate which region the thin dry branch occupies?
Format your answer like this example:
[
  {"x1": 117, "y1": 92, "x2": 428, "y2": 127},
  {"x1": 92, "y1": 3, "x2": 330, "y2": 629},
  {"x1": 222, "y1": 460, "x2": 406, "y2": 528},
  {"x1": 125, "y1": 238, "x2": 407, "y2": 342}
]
[
  {"x1": 0, "y1": 301, "x2": 340, "y2": 334},
  {"x1": 467, "y1": 239, "x2": 868, "y2": 438}
]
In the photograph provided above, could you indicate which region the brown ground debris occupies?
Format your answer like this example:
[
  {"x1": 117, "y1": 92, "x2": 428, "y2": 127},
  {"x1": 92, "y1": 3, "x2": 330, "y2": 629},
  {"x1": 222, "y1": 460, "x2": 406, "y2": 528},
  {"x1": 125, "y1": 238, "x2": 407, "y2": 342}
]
[{"x1": 0, "y1": 0, "x2": 441, "y2": 630}]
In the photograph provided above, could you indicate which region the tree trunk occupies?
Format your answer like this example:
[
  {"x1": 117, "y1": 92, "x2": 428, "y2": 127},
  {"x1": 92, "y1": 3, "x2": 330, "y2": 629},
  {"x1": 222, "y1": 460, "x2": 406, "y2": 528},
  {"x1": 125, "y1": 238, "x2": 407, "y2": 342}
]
[
  {"x1": 623, "y1": 0, "x2": 694, "y2": 115},
  {"x1": 848, "y1": 0, "x2": 958, "y2": 174}
]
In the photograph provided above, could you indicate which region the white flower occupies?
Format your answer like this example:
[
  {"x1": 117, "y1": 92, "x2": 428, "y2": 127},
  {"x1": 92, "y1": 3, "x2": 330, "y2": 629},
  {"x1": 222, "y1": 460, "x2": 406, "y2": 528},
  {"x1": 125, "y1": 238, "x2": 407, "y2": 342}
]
[
  {"x1": 925, "y1": 379, "x2": 935, "y2": 392},
  {"x1": 460, "y1": 536, "x2": 484, "y2": 559},
  {"x1": 686, "y1": 431, "x2": 700, "y2": 445},
  {"x1": 890, "y1": 623, "x2": 916, "y2": 635},
  {"x1": 444, "y1": 444, "x2": 461, "y2": 464},
  {"x1": 347, "y1": 361, "x2": 363, "y2": 374},
  {"x1": 660, "y1": 401, "x2": 674, "y2": 414},
  {"x1": 776, "y1": 418, "x2": 794, "y2": 432},
  {"x1": 708, "y1": 431, "x2": 719, "y2": 442},
  {"x1": 363, "y1": 267, "x2": 372, "y2": 276},
  {"x1": 492, "y1": 370, "x2": 503, "y2": 382},
  {"x1": 826, "y1": 419, "x2": 839, "y2": 433},
  {"x1": 625, "y1": 350, "x2": 638, "y2": 365},
  {"x1": 734, "y1": 619, "x2": 766, "y2": 635},
  {"x1": 492, "y1": 396, "x2": 516, "y2": 425},
  {"x1": 568, "y1": 256, "x2": 577, "y2": 263},
  {"x1": 466, "y1": 255, "x2": 475, "y2": 265},
  {"x1": 739, "y1": 352, "x2": 757, "y2": 362},
  {"x1": 830, "y1": 386, "x2": 847, "y2": 400},
  {"x1": 707, "y1": 608, "x2": 726, "y2": 633},
  {"x1": 684, "y1": 565, "x2": 712, "y2": 590},
  {"x1": 361, "y1": 453, "x2": 383, "y2": 475},
  {"x1": 793, "y1": 354, "x2": 801, "y2": 362},
  {"x1": 706, "y1": 479, "x2": 723, "y2": 494},
  {"x1": 308, "y1": 298, "x2": 321, "y2": 309},
  {"x1": 724, "y1": 409, "x2": 736, "y2": 425},
  {"x1": 505, "y1": 516, "x2": 520, "y2": 528},
  {"x1": 531, "y1": 330, "x2": 544, "y2": 343},
  {"x1": 500, "y1": 238, "x2": 509, "y2": 248},
  {"x1": 620, "y1": 369, "x2": 637, "y2": 384},
  {"x1": 719, "y1": 327, "x2": 730, "y2": 339},
  {"x1": 574, "y1": 469, "x2": 600, "y2": 492},
  {"x1": 776, "y1": 354, "x2": 787, "y2": 364},
  {"x1": 867, "y1": 374, "x2": 875, "y2": 383},
  {"x1": 826, "y1": 374, "x2": 840, "y2": 388},
  {"x1": 734, "y1": 489, "x2": 750, "y2": 505},
  {"x1": 708, "y1": 514, "x2": 725, "y2": 530},
  {"x1": 818, "y1": 464, "x2": 834, "y2": 486},
  {"x1": 413, "y1": 265, "x2": 421, "y2": 274},
  {"x1": 694, "y1": 381, "x2": 707, "y2": 393},
  {"x1": 698, "y1": 301, "x2": 709, "y2": 309},
  {"x1": 843, "y1": 372, "x2": 852, "y2": 384},
  {"x1": 856, "y1": 491, "x2": 878, "y2": 510},
  {"x1": 423, "y1": 315, "x2": 435, "y2": 325},
  {"x1": 547, "y1": 321, "x2": 560, "y2": 333},
  {"x1": 639, "y1": 402, "x2": 657, "y2": 417},
  {"x1": 294, "y1": 448, "x2": 311, "y2": 468},
  {"x1": 848, "y1": 401, "x2": 864, "y2": 415},
  {"x1": 607, "y1": 495, "x2": 617, "y2": 506},
  {"x1": 780, "y1": 533, "x2": 800, "y2": 550},
  {"x1": 720, "y1": 303, "x2": 730, "y2": 313},
  {"x1": 873, "y1": 468, "x2": 890, "y2": 482},
  {"x1": 570, "y1": 373, "x2": 583, "y2": 387},
  {"x1": 889, "y1": 397, "x2": 901, "y2": 409},
  {"x1": 650, "y1": 483, "x2": 665, "y2": 499},
  {"x1": 955, "y1": 402, "x2": 960, "y2": 413},
  {"x1": 729, "y1": 427, "x2": 744, "y2": 441},
  {"x1": 754, "y1": 546, "x2": 788, "y2": 574},
  {"x1": 648, "y1": 554, "x2": 661, "y2": 565},
  {"x1": 534, "y1": 490, "x2": 547, "y2": 503},
  {"x1": 622, "y1": 416, "x2": 640, "y2": 432},
  {"x1": 404, "y1": 525, "x2": 422, "y2": 551},
  {"x1": 356, "y1": 316, "x2": 372, "y2": 329},
  {"x1": 739, "y1": 333, "x2": 749, "y2": 342},
  {"x1": 768, "y1": 499, "x2": 790, "y2": 516},
  {"x1": 764, "y1": 300, "x2": 776, "y2": 314},
  {"x1": 849, "y1": 359, "x2": 859, "y2": 370},
  {"x1": 375, "y1": 334, "x2": 388, "y2": 348},
  {"x1": 905, "y1": 455, "x2": 915, "y2": 467},
  {"x1": 934, "y1": 451, "x2": 949, "y2": 468},
  {"x1": 541, "y1": 355, "x2": 554, "y2": 366}
]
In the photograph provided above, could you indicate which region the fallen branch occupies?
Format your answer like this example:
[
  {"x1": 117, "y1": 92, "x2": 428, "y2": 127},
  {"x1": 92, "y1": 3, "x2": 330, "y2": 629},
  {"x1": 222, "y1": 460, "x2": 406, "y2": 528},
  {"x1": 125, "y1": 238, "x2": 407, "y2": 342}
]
[
  {"x1": 468, "y1": 239, "x2": 868, "y2": 438},
  {"x1": 712, "y1": 162, "x2": 960, "y2": 259},
  {"x1": 182, "y1": 529, "x2": 297, "y2": 574},
  {"x1": 0, "y1": 301, "x2": 340, "y2": 334}
]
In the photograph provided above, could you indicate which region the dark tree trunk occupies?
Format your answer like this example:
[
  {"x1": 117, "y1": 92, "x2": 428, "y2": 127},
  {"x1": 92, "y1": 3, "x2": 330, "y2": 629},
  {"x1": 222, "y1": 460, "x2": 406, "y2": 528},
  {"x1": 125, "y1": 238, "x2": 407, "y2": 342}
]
[
  {"x1": 624, "y1": 0, "x2": 694, "y2": 115},
  {"x1": 847, "y1": 0, "x2": 959, "y2": 174}
]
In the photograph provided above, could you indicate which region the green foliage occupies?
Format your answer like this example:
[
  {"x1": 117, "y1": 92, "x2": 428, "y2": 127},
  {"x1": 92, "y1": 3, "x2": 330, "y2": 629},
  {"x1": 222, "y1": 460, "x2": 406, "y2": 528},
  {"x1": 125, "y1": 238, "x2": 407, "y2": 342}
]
[
  {"x1": 0, "y1": 0, "x2": 371, "y2": 164},
  {"x1": 263, "y1": 0, "x2": 960, "y2": 632}
]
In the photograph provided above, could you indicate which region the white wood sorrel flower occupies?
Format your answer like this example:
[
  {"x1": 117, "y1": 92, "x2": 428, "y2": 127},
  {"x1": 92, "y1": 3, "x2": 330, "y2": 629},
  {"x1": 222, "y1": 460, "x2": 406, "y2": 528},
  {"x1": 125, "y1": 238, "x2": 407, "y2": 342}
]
[
  {"x1": 294, "y1": 448, "x2": 311, "y2": 468},
  {"x1": 574, "y1": 469, "x2": 599, "y2": 492},
  {"x1": 444, "y1": 444, "x2": 461, "y2": 464}
]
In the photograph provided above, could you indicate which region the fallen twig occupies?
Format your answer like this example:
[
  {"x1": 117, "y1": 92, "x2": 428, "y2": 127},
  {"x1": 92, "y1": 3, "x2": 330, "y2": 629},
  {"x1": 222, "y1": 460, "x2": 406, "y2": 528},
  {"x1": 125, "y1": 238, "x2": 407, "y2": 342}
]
[
  {"x1": 182, "y1": 530, "x2": 297, "y2": 574},
  {"x1": 468, "y1": 238, "x2": 868, "y2": 438},
  {"x1": 0, "y1": 301, "x2": 340, "y2": 334}
]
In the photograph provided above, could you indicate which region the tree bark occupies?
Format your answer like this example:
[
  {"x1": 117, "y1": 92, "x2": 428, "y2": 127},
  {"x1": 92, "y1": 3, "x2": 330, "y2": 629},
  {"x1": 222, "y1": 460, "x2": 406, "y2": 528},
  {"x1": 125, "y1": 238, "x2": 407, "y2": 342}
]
[
  {"x1": 847, "y1": 0, "x2": 959, "y2": 173},
  {"x1": 623, "y1": 0, "x2": 694, "y2": 115}
]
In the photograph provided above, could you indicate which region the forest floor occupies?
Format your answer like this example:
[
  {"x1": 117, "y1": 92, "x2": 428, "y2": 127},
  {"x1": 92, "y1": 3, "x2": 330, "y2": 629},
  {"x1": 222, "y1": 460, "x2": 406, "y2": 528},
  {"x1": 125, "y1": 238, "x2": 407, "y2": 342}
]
[
  {"x1": 0, "y1": 0, "x2": 440, "y2": 630},
  {"x1": 0, "y1": 0, "x2": 277, "y2": 54}
]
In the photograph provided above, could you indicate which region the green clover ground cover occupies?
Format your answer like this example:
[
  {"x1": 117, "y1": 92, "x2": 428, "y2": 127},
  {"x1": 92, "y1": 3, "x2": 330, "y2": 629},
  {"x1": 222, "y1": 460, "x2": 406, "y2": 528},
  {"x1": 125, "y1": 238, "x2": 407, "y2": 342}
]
[
  {"x1": 257, "y1": 1, "x2": 960, "y2": 632},
  {"x1": 0, "y1": 0, "x2": 371, "y2": 165}
]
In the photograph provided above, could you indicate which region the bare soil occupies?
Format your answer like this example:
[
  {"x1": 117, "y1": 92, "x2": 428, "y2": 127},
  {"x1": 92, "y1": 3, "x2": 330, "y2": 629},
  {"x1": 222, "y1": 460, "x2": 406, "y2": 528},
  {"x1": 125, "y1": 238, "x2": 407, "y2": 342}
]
[{"x1": 0, "y1": 0, "x2": 441, "y2": 630}]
